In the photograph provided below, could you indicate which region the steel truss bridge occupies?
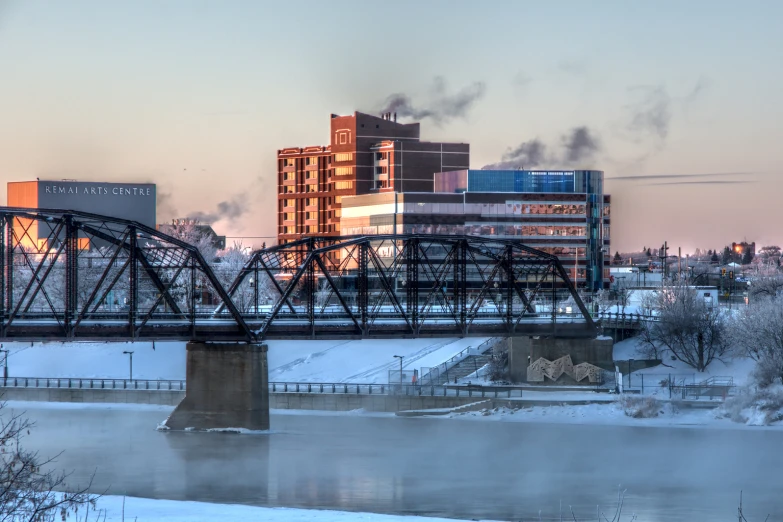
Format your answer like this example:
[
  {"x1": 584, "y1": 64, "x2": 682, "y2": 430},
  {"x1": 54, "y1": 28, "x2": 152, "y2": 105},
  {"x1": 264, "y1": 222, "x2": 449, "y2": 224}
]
[{"x1": 0, "y1": 209, "x2": 596, "y2": 341}]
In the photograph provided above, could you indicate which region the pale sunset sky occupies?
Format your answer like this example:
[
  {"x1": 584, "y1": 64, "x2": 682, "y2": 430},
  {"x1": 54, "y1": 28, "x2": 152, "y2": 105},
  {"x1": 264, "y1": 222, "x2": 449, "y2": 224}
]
[{"x1": 0, "y1": 0, "x2": 781, "y2": 252}]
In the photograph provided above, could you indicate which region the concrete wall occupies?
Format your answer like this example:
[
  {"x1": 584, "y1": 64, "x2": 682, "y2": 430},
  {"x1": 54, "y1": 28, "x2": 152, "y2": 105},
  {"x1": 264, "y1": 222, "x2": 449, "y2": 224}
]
[
  {"x1": 0, "y1": 387, "x2": 184, "y2": 405},
  {"x1": 271, "y1": 393, "x2": 481, "y2": 412},
  {"x1": 0, "y1": 387, "x2": 481, "y2": 412},
  {"x1": 508, "y1": 336, "x2": 614, "y2": 383}
]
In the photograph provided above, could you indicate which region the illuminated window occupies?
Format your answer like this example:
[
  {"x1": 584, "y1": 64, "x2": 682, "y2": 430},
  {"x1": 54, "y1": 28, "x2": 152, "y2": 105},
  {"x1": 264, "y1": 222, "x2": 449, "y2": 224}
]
[
  {"x1": 307, "y1": 184, "x2": 318, "y2": 192},
  {"x1": 306, "y1": 211, "x2": 318, "y2": 220},
  {"x1": 334, "y1": 167, "x2": 353, "y2": 176},
  {"x1": 284, "y1": 186, "x2": 295, "y2": 193},
  {"x1": 306, "y1": 171, "x2": 318, "y2": 179},
  {"x1": 307, "y1": 225, "x2": 319, "y2": 233},
  {"x1": 306, "y1": 156, "x2": 319, "y2": 166},
  {"x1": 334, "y1": 181, "x2": 354, "y2": 190},
  {"x1": 333, "y1": 153, "x2": 354, "y2": 162},
  {"x1": 283, "y1": 212, "x2": 295, "y2": 221},
  {"x1": 335, "y1": 196, "x2": 342, "y2": 204},
  {"x1": 306, "y1": 198, "x2": 318, "y2": 206},
  {"x1": 283, "y1": 172, "x2": 295, "y2": 181},
  {"x1": 284, "y1": 158, "x2": 295, "y2": 167},
  {"x1": 284, "y1": 226, "x2": 296, "y2": 234},
  {"x1": 283, "y1": 200, "x2": 295, "y2": 208}
]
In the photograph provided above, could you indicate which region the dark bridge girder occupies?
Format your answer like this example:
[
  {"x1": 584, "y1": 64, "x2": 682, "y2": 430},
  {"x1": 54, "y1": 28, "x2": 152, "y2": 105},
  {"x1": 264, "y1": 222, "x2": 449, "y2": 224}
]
[
  {"x1": 223, "y1": 234, "x2": 597, "y2": 340},
  {"x1": 0, "y1": 209, "x2": 595, "y2": 342},
  {"x1": 0, "y1": 207, "x2": 252, "y2": 341}
]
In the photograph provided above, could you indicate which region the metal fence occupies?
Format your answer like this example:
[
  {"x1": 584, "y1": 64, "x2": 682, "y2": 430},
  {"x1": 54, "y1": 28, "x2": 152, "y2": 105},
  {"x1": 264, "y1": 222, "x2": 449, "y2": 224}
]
[{"x1": 0, "y1": 377, "x2": 185, "y2": 390}]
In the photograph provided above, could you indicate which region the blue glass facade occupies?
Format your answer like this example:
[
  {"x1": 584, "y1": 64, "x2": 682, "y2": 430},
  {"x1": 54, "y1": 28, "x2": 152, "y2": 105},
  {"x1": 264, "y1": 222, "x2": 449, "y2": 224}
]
[{"x1": 458, "y1": 170, "x2": 603, "y2": 195}]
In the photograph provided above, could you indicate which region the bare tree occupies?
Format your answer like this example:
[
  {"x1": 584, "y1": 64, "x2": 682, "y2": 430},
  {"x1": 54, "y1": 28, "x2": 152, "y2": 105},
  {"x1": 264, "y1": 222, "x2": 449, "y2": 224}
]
[
  {"x1": 639, "y1": 282, "x2": 730, "y2": 371},
  {"x1": 0, "y1": 403, "x2": 101, "y2": 521}
]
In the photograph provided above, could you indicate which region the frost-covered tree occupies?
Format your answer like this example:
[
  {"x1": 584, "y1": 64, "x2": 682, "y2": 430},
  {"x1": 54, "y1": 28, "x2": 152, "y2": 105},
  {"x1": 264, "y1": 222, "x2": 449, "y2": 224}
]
[
  {"x1": 748, "y1": 267, "x2": 783, "y2": 300},
  {"x1": 639, "y1": 282, "x2": 730, "y2": 371},
  {"x1": 612, "y1": 251, "x2": 622, "y2": 265},
  {"x1": 729, "y1": 296, "x2": 783, "y2": 387}
]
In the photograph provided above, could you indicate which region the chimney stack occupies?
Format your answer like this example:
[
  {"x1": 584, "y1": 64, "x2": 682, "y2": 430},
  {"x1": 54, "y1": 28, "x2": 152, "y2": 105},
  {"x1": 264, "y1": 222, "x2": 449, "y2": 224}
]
[{"x1": 393, "y1": 112, "x2": 397, "y2": 122}]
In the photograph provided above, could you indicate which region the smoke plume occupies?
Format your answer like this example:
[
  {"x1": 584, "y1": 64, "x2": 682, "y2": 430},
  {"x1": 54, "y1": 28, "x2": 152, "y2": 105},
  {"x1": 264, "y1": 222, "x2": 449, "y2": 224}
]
[
  {"x1": 561, "y1": 126, "x2": 600, "y2": 164},
  {"x1": 482, "y1": 127, "x2": 601, "y2": 170},
  {"x1": 626, "y1": 86, "x2": 672, "y2": 140},
  {"x1": 378, "y1": 77, "x2": 486, "y2": 125},
  {"x1": 188, "y1": 193, "x2": 249, "y2": 224},
  {"x1": 481, "y1": 139, "x2": 547, "y2": 170}
]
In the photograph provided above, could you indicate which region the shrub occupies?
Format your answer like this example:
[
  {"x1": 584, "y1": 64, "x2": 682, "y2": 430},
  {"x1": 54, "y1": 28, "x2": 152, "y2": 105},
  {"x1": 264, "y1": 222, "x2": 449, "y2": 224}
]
[
  {"x1": 718, "y1": 387, "x2": 783, "y2": 426},
  {"x1": 617, "y1": 395, "x2": 663, "y2": 418}
]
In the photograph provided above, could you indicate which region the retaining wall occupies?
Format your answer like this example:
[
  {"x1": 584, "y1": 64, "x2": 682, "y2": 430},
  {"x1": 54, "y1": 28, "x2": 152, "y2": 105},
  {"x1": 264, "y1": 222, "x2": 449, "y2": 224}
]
[{"x1": 0, "y1": 387, "x2": 481, "y2": 412}]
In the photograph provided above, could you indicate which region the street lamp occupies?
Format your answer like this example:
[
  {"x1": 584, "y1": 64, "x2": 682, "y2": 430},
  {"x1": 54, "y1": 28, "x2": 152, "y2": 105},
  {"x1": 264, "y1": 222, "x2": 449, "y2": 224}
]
[
  {"x1": 122, "y1": 351, "x2": 134, "y2": 381},
  {"x1": 0, "y1": 347, "x2": 8, "y2": 382},
  {"x1": 393, "y1": 355, "x2": 403, "y2": 386},
  {"x1": 628, "y1": 358, "x2": 634, "y2": 389}
]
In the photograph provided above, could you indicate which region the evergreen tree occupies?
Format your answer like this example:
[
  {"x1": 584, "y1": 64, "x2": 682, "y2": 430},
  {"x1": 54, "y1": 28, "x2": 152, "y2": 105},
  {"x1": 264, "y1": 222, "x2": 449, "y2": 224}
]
[
  {"x1": 742, "y1": 247, "x2": 753, "y2": 265},
  {"x1": 722, "y1": 246, "x2": 732, "y2": 265},
  {"x1": 613, "y1": 251, "x2": 622, "y2": 264},
  {"x1": 710, "y1": 251, "x2": 719, "y2": 264},
  {"x1": 645, "y1": 248, "x2": 652, "y2": 257},
  {"x1": 707, "y1": 249, "x2": 713, "y2": 256}
]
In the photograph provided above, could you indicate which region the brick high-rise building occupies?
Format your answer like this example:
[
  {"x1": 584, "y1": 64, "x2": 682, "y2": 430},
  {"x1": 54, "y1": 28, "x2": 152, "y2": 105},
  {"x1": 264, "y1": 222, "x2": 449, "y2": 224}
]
[{"x1": 277, "y1": 111, "x2": 469, "y2": 244}]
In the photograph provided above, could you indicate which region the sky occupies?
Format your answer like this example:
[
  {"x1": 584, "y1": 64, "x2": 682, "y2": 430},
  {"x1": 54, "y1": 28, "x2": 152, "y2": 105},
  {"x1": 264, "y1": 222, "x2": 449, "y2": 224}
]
[{"x1": 0, "y1": 0, "x2": 781, "y2": 252}]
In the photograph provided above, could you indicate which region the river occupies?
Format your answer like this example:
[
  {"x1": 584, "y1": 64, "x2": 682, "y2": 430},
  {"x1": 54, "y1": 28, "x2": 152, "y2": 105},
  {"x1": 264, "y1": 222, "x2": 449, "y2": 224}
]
[{"x1": 9, "y1": 405, "x2": 783, "y2": 521}]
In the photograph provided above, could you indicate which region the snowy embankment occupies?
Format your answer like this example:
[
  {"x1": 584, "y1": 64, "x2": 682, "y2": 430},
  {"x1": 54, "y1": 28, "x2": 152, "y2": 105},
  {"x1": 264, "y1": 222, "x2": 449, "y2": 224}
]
[
  {"x1": 1, "y1": 337, "x2": 487, "y2": 383},
  {"x1": 83, "y1": 495, "x2": 500, "y2": 522}
]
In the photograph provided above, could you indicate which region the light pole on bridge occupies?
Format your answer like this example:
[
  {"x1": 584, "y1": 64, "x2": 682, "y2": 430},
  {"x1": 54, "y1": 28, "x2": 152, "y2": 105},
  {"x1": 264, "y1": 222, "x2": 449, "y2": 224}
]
[
  {"x1": 123, "y1": 351, "x2": 134, "y2": 382},
  {"x1": 393, "y1": 355, "x2": 403, "y2": 387}
]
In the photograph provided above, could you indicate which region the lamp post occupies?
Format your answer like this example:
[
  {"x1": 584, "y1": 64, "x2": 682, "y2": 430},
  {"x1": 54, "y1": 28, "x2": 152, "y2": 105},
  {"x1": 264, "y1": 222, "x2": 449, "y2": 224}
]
[
  {"x1": 0, "y1": 347, "x2": 8, "y2": 383},
  {"x1": 393, "y1": 355, "x2": 403, "y2": 387},
  {"x1": 628, "y1": 358, "x2": 634, "y2": 389},
  {"x1": 122, "y1": 351, "x2": 134, "y2": 382}
]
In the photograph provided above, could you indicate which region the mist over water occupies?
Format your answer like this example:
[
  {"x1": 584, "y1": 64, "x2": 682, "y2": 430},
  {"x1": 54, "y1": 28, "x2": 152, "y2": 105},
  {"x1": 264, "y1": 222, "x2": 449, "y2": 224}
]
[{"x1": 10, "y1": 406, "x2": 783, "y2": 521}]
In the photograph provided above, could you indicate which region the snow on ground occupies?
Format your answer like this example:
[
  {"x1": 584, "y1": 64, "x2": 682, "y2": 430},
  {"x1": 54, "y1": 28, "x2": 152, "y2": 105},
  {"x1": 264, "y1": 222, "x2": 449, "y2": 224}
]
[
  {"x1": 612, "y1": 337, "x2": 757, "y2": 389},
  {"x1": 1, "y1": 337, "x2": 488, "y2": 384},
  {"x1": 437, "y1": 402, "x2": 783, "y2": 430},
  {"x1": 81, "y1": 495, "x2": 501, "y2": 522}
]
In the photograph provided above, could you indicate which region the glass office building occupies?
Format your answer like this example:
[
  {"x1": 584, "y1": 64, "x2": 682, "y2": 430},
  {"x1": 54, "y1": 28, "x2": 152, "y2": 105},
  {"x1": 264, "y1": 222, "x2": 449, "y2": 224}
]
[{"x1": 342, "y1": 169, "x2": 610, "y2": 291}]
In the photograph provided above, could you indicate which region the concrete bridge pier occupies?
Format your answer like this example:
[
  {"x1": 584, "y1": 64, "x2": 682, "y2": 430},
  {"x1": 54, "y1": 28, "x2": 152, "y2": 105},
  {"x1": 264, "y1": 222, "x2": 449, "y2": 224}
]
[{"x1": 164, "y1": 342, "x2": 269, "y2": 431}]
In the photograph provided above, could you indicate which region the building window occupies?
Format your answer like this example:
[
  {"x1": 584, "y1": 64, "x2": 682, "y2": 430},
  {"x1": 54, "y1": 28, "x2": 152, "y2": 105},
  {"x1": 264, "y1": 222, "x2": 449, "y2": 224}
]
[
  {"x1": 334, "y1": 153, "x2": 354, "y2": 162},
  {"x1": 307, "y1": 225, "x2": 318, "y2": 233},
  {"x1": 306, "y1": 198, "x2": 318, "y2": 206},
  {"x1": 306, "y1": 156, "x2": 319, "y2": 166},
  {"x1": 283, "y1": 200, "x2": 295, "y2": 208},
  {"x1": 335, "y1": 196, "x2": 342, "y2": 204},
  {"x1": 283, "y1": 172, "x2": 296, "y2": 181},
  {"x1": 284, "y1": 226, "x2": 296, "y2": 234},
  {"x1": 334, "y1": 181, "x2": 354, "y2": 190},
  {"x1": 307, "y1": 211, "x2": 318, "y2": 220},
  {"x1": 283, "y1": 212, "x2": 295, "y2": 221},
  {"x1": 284, "y1": 186, "x2": 295, "y2": 193},
  {"x1": 334, "y1": 167, "x2": 353, "y2": 176},
  {"x1": 307, "y1": 184, "x2": 318, "y2": 193},
  {"x1": 306, "y1": 171, "x2": 318, "y2": 180},
  {"x1": 284, "y1": 158, "x2": 295, "y2": 167}
]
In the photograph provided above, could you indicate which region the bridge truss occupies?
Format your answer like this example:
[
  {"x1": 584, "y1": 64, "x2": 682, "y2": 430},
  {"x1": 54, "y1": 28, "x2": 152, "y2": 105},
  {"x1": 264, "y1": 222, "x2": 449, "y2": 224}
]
[
  {"x1": 0, "y1": 208, "x2": 251, "y2": 341},
  {"x1": 223, "y1": 235, "x2": 596, "y2": 339},
  {"x1": 0, "y1": 209, "x2": 595, "y2": 342}
]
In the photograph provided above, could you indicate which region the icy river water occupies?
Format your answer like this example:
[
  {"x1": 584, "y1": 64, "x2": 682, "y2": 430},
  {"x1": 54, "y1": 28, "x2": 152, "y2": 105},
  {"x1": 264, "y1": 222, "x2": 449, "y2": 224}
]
[{"x1": 11, "y1": 405, "x2": 783, "y2": 521}]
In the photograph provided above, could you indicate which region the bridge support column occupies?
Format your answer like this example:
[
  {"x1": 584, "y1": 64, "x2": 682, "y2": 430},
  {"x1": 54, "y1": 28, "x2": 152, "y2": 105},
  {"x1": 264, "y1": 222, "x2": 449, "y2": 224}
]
[
  {"x1": 508, "y1": 336, "x2": 613, "y2": 383},
  {"x1": 165, "y1": 342, "x2": 269, "y2": 431}
]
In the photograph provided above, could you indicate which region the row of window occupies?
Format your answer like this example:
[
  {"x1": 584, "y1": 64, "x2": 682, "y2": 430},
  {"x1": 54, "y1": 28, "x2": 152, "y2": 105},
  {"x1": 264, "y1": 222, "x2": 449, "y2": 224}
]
[
  {"x1": 334, "y1": 153, "x2": 353, "y2": 162},
  {"x1": 334, "y1": 181, "x2": 354, "y2": 190},
  {"x1": 400, "y1": 202, "x2": 608, "y2": 217},
  {"x1": 334, "y1": 167, "x2": 353, "y2": 176}
]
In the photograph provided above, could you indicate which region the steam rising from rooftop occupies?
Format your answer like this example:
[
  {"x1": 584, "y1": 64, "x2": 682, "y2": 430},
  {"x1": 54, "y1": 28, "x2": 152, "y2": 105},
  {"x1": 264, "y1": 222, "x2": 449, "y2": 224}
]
[
  {"x1": 482, "y1": 127, "x2": 601, "y2": 170},
  {"x1": 378, "y1": 77, "x2": 486, "y2": 125}
]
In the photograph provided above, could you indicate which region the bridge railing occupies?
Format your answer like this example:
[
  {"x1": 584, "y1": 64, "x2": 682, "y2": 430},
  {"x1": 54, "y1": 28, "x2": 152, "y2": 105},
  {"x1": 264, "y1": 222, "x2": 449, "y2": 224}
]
[
  {"x1": 0, "y1": 377, "x2": 185, "y2": 390},
  {"x1": 0, "y1": 377, "x2": 538, "y2": 398}
]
